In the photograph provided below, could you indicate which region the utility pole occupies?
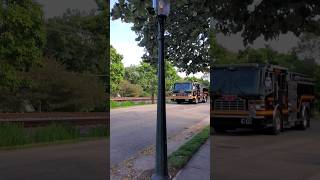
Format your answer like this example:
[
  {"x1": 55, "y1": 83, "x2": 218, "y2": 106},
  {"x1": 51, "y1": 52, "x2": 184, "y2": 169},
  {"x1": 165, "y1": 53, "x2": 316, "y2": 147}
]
[{"x1": 152, "y1": 0, "x2": 170, "y2": 180}]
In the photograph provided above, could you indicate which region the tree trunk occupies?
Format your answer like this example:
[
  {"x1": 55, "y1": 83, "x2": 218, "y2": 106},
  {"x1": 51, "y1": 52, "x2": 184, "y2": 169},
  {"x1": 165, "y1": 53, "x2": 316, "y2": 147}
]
[{"x1": 39, "y1": 100, "x2": 42, "y2": 112}]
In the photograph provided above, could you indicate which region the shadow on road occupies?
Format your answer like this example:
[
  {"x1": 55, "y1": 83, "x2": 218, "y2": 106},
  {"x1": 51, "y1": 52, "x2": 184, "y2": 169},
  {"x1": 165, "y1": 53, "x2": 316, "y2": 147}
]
[{"x1": 212, "y1": 127, "x2": 307, "y2": 137}]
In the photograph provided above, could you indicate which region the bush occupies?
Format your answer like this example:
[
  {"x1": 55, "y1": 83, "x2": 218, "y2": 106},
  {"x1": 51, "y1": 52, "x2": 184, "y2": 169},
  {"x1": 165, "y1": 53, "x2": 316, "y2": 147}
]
[{"x1": 118, "y1": 80, "x2": 143, "y2": 97}]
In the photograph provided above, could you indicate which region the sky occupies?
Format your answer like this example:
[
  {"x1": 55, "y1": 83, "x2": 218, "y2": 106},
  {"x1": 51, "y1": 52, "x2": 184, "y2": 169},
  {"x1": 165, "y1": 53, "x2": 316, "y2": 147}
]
[{"x1": 110, "y1": 15, "x2": 145, "y2": 68}]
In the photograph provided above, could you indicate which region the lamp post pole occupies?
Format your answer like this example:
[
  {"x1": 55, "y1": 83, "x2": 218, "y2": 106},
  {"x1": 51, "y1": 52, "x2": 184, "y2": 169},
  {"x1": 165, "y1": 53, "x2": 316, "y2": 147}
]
[{"x1": 152, "y1": 1, "x2": 170, "y2": 180}]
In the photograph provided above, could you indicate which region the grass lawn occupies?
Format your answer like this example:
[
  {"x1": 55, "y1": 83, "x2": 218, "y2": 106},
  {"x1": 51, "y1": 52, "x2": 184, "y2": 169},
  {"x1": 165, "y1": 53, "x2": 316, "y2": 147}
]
[
  {"x1": 0, "y1": 123, "x2": 109, "y2": 149},
  {"x1": 314, "y1": 110, "x2": 320, "y2": 119},
  {"x1": 168, "y1": 126, "x2": 210, "y2": 171},
  {"x1": 110, "y1": 101, "x2": 147, "y2": 109}
]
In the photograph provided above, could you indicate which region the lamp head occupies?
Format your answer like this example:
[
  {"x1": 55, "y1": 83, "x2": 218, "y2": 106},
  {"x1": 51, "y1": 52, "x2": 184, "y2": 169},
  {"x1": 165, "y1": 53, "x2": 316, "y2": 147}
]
[{"x1": 153, "y1": 0, "x2": 170, "y2": 16}]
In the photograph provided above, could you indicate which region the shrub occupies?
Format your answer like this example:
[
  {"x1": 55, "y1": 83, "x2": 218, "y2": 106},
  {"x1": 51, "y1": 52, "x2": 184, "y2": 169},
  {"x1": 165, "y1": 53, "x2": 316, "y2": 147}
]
[{"x1": 119, "y1": 80, "x2": 143, "y2": 97}]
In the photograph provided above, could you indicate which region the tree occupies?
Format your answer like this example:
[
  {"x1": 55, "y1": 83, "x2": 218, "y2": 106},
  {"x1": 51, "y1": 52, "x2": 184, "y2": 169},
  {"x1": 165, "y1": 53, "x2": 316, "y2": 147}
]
[
  {"x1": 213, "y1": 45, "x2": 320, "y2": 93},
  {"x1": 44, "y1": 9, "x2": 105, "y2": 74},
  {"x1": 293, "y1": 33, "x2": 320, "y2": 93},
  {"x1": 0, "y1": 0, "x2": 45, "y2": 90},
  {"x1": 165, "y1": 62, "x2": 182, "y2": 92},
  {"x1": 122, "y1": 62, "x2": 181, "y2": 98},
  {"x1": 110, "y1": 46, "x2": 125, "y2": 96},
  {"x1": 111, "y1": 0, "x2": 320, "y2": 73},
  {"x1": 137, "y1": 62, "x2": 157, "y2": 102},
  {"x1": 111, "y1": 0, "x2": 210, "y2": 74},
  {"x1": 184, "y1": 76, "x2": 209, "y2": 88},
  {"x1": 124, "y1": 65, "x2": 140, "y2": 85},
  {"x1": 26, "y1": 59, "x2": 105, "y2": 112},
  {"x1": 293, "y1": 33, "x2": 320, "y2": 65},
  {"x1": 44, "y1": 0, "x2": 109, "y2": 107}
]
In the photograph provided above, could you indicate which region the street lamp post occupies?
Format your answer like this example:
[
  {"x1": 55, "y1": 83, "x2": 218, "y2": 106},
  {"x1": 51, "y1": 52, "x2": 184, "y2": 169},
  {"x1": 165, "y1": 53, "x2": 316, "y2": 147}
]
[{"x1": 152, "y1": 0, "x2": 170, "y2": 180}]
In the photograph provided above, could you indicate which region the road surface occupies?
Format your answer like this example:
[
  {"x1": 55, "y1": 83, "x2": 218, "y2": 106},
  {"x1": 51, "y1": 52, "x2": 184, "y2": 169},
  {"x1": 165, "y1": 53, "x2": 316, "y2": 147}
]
[
  {"x1": 0, "y1": 139, "x2": 108, "y2": 180},
  {"x1": 213, "y1": 120, "x2": 320, "y2": 180},
  {"x1": 110, "y1": 102, "x2": 209, "y2": 166}
]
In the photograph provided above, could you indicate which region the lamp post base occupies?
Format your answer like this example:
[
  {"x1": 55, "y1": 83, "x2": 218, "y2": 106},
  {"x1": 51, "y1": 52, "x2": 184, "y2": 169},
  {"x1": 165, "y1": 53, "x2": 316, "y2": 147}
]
[{"x1": 151, "y1": 174, "x2": 171, "y2": 180}]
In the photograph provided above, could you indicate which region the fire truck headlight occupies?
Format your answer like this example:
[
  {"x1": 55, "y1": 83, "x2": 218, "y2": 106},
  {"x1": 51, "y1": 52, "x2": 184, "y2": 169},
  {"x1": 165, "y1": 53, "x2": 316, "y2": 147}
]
[
  {"x1": 255, "y1": 104, "x2": 265, "y2": 110},
  {"x1": 249, "y1": 100, "x2": 265, "y2": 110},
  {"x1": 172, "y1": 94, "x2": 176, "y2": 96}
]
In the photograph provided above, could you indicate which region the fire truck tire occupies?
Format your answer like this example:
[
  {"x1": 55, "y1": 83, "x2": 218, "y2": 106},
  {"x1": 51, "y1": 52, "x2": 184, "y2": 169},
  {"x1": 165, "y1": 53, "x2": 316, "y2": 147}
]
[
  {"x1": 177, "y1": 100, "x2": 182, "y2": 104},
  {"x1": 298, "y1": 108, "x2": 309, "y2": 130},
  {"x1": 271, "y1": 110, "x2": 282, "y2": 135},
  {"x1": 307, "y1": 110, "x2": 311, "y2": 128},
  {"x1": 202, "y1": 97, "x2": 207, "y2": 103}
]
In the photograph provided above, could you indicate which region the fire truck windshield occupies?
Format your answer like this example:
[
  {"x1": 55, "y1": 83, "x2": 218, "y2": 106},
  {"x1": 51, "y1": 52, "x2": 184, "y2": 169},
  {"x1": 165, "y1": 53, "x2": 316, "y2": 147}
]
[
  {"x1": 212, "y1": 68, "x2": 260, "y2": 95},
  {"x1": 174, "y1": 83, "x2": 192, "y2": 92}
]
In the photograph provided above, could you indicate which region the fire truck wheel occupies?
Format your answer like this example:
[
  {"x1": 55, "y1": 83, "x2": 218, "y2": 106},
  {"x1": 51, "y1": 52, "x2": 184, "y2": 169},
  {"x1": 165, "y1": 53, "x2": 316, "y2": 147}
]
[
  {"x1": 177, "y1": 100, "x2": 182, "y2": 104},
  {"x1": 272, "y1": 110, "x2": 282, "y2": 135},
  {"x1": 194, "y1": 98, "x2": 198, "y2": 104},
  {"x1": 298, "y1": 108, "x2": 309, "y2": 130},
  {"x1": 202, "y1": 97, "x2": 207, "y2": 103},
  {"x1": 307, "y1": 111, "x2": 311, "y2": 128}
]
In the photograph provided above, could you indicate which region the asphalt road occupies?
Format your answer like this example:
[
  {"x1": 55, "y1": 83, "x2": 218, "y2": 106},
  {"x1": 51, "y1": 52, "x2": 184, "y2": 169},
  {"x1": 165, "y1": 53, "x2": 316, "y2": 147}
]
[
  {"x1": 0, "y1": 139, "x2": 108, "y2": 180},
  {"x1": 110, "y1": 102, "x2": 209, "y2": 166},
  {"x1": 213, "y1": 119, "x2": 320, "y2": 180}
]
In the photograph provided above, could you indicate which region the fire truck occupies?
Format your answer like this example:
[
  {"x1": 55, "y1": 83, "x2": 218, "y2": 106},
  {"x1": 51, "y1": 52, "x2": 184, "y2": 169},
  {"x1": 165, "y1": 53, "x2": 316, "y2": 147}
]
[
  {"x1": 211, "y1": 64, "x2": 315, "y2": 134},
  {"x1": 171, "y1": 82, "x2": 208, "y2": 104}
]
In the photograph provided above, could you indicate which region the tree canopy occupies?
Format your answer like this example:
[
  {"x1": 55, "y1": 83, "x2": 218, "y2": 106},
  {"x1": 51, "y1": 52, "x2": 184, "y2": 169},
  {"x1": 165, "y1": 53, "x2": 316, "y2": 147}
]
[
  {"x1": 114, "y1": 61, "x2": 182, "y2": 98},
  {"x1": 44, "y1": 8, "x2": 106, "y2": 75},
  {"x1": 110, "y1": 46, "x2": 125, "y2": 95},
  {"x1": 0, "y1": 0, "x2": 109, "y2": 112},
  {"x1": 0, "y1": 0, "x2": 46, "y2": 89},
  {"x1": 111, "y1": 0, "x2": 320, "y2": 73}
]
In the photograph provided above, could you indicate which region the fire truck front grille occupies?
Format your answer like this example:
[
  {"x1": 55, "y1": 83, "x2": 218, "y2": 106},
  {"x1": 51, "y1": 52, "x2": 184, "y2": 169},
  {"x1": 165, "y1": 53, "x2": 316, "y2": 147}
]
[
  {"x1": 214, "y1": 99, "x2": 246, "y2": 111},
  {"x1": 176, "y1": 93, "x2": 188, "y2": 96}
]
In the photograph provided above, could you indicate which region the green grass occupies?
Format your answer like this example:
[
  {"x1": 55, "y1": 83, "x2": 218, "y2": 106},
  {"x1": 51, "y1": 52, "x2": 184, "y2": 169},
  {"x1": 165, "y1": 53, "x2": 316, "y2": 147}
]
[
  {"x1": 168, "y1": 126, "x2": 210, "y2": 170},
  {"x1": 0, "y1": 123, "x2": 109, "y2": 148},
  {"x1": 313, "y1": 110, "x2": 320, "y2": 119},
  {"x1": 110, "y1": 100, "x2": 146, "y2": 109},
  {"x1": 0, "y1": 123, "x2": 32, "y2": 147}
]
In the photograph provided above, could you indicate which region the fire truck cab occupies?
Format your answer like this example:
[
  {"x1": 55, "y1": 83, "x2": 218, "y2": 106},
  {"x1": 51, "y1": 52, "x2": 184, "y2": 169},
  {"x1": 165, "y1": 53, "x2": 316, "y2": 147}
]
[{"x1": 211, "y1": 64, "x2": 315, "y2": 134}]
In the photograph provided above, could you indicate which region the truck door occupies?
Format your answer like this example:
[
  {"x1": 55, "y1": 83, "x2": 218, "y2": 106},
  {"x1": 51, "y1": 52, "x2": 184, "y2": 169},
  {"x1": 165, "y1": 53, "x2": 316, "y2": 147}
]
[
  {"x1": 287, "y1": 76, "x2": 298, "y2": 121},
  {"x1": 274, "y1": 71, "x2": 287, "y2": 107}
]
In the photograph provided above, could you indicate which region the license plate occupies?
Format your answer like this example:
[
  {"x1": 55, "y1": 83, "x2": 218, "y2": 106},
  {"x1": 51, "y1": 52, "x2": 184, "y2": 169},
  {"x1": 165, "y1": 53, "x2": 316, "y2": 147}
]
[{"x1": 241, "y1": 118, "x2": 252, "y2": 125}]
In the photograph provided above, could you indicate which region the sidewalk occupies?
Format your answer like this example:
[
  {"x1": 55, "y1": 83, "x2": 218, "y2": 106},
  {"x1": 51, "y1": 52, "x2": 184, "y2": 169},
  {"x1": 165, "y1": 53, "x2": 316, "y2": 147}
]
[{"x1": 175, "y1": 139, "x2": 210, "y2": 180}]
